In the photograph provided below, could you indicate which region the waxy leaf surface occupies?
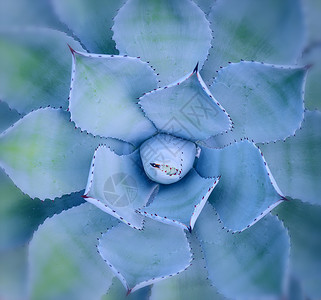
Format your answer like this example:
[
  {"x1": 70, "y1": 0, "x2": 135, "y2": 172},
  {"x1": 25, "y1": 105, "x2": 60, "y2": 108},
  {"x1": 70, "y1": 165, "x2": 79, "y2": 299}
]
[{"x1": 196, "y1": 140, "x2": 283, "y2": 231}]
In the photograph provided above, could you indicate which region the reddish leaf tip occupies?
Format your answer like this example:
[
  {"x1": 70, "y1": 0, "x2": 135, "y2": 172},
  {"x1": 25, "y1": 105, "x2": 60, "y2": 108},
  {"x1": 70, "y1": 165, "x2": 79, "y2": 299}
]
[{"x1": 67, "y1": 44, "x2": 77, "y2": 56}]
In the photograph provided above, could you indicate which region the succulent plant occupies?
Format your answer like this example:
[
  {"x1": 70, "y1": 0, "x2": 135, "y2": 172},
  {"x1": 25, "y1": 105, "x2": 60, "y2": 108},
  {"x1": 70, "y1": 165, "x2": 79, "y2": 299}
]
[{"x1": 0, "y1": 0, "x2": 321, "y2": 299}]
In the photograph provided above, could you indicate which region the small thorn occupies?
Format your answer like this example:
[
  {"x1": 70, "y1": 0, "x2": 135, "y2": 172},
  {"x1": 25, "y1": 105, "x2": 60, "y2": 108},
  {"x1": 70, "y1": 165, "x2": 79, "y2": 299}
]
[
  {"x1": 188, "y1": 226, "x2": 192, "y2": 233},
  {"x1": 81, "y1": 195, "x2": 89, "y2": 199},
  {"x1": 193, "y1": 62, "x2": 199, "y2": 73}
]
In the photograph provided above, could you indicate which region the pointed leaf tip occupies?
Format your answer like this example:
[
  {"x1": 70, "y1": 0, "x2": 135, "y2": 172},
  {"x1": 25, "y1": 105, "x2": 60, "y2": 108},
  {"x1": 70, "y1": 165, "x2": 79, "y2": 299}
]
[
  {"x1": 67, "y1": 43, "x2": 77, "y2": 55},
  {"x1": 193, "y1": 62, "x2": 199, "y2": 73}
]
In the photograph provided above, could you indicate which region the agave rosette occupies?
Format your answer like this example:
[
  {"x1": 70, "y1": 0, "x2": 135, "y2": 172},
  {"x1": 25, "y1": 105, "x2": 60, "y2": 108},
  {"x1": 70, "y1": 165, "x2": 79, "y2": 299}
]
[{"x1": 0, "y1": 0, "x2": 320, "y2": 299}]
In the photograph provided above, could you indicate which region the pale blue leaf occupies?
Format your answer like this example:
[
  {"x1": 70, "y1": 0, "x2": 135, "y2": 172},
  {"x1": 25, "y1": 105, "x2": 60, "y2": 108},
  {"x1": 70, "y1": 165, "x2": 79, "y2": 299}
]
[
  {"x1": 274, "y1": 199, "x2": 321, "y2": 299},
  {"x1": 195, "y1": 203, "x2": 290, "y2": 299},
  {"x1": 0, "y1": 28, "x2": 84, "y2": 114},
  {"x1": 139, "y1": 71, "x2": 231, "y2": 141},
  {"x1": 0, "y1": 245, "x2": 28, "y2": 300},
  {"x1": 150, "y1": 232, "x2": 227, "y2": 300},
  {"x1": 210, "y1": 62, "x2": 307, "y2": 143},
  {"x1": 0, "y1": 100, "x2": 20, "y2": 133},
  {"x1": 196, "y1": 140, "x2": 283, "y2": 231},
  {"x1": 0, "y1": 169, "x2": 84, "y2": 252},
  {"x1": 113, "y1": 0, "x2": 212, "y2": 86},
  {"x1": 301, "y1": 46, "x2": 321, "y2": 111},
  {"x1": 98, "y1": 218, "x2": 191, "y2": 294},
  {"x1": 201, "y1": 0, "x2": 305, "y2": 84},
  {"x1": 303, "y1": 0, "x2": 321, "y2": 47},
  {"x1": 0, "y1": 0, "x2": 65, "y2": 30},
  {"x1": 69, "y1": 50, "x2": 157, "y2": 145},
  {"x1": 52, "y1": 0, "x2": 124, "y2": 54},
  {"x1": 259, "y1": 111, "x2": 321, "y2": 205},
  {"x1": 0, "y1": 108, "x2": 132, "y2": 200},
  {"x1": 84, "y1": 146, "x2": 157, "y2": 229},
  {"x1": 139, "y1": 169, "x2": 219, "y2": 230},
  {"x1": 193, "y1": 0, "x2": 215, "y2": 15},
  {"x1": 29, "y1": 203, "x2": 117, "y2": 300}
]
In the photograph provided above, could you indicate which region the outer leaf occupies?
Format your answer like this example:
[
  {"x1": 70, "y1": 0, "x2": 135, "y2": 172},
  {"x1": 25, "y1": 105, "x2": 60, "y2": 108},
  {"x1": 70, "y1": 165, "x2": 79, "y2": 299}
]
[
  {"x1": 102, "y1": 278, "x2": 151, "y2": 300},
  {"x1": 210, "y1": 62, "x2": 307, "y2": 143},
  {"x1": 0, "y1": 245, "x2": 28, "y2": 300},
  {"x1": 0, "y1": 28, "x2": 84, "y2": 114},
  {"x1": 0, "y1": 100, "x2": 20, "y2": 133},
  {"x1": 29, "y1": 203, "x2": 117, "y2": 300},
  {"x1": 0, "y1": 0, "x2": 64, "y2": 30},
  {"x1": 113, "y1": 0, "x2": 212, "y2": 86},
  {"x1": 98, "y1": 218, "x2": 192, "y2": 294},
  {"x1": 195, "y1": 203, "x2": 290, "y2": 299},
  {"x1": 201, "y1": 0, "x2": 305, "y2": 84},
  {"x1": 274, "y1": 199, "x2": 321, "y2": 299},
  {"x1": 139, "y1": 70, "x2": 231, "y2": 141},
  {"x1": 0, "y1": 169, "x2": 84, "y2": 252},
  {"x1": 53, "y1": 0, "x2": 124, "y2": 54},
  {"x1": 301, "y1": 46, "x2": 321, "y2": 110},
  {"x1": 139, "y1": 169, "x2": 219, "y2": 230},
  {"x1": 69, "y1": 50, "x2": 157, "y2": 145},
  {"x1": 0, "y1": 108, "x2": 132, "y2": 200},
  {"x1": 193, "y1": 0, "x2": 214, "y2": 15},
  {"x1": 259, "y1": 111, "x2": 321, "y2": 205},
  {"x1": 84, "y1": 146, "x2": 157, "y2": 229},
  {"x1": 150, "y1": 232, "x2": 227, "y2": 300},
  {"x1": 303, "y1": 0, "x2": 321, "y2": 46},
  {"x1": 196, "y1": 140, "x2": 283, "y2": 231}
]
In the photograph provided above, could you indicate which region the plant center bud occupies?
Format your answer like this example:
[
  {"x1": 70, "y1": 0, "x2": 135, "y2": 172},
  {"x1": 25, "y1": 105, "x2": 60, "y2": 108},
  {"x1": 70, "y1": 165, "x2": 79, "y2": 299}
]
[{"x1": 140, "y1": 133, "x2": 197, "y2": 184}]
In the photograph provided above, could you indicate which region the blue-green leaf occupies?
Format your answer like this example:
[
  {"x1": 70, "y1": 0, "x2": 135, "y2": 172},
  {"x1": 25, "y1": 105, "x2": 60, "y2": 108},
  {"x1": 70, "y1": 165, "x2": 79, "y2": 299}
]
[
  {"x1": 274, "y1": 199, "x2": 321, "y2": 299},
  {"x1": 84, "y1": 146, "x2": 157, "y2": 229},
  {"x1": 201, "y1": 0, "x2": 305, "y2": 84},
  {"x1": 150, "y1": 232, "x2": 227, "y2": 300},
  {"x1": 139, "y1": 169, "x2": 219, "y2": 230},
  {"x1": 69, "y1": 50, "x2": 157, "y2": 145},
  {"x1": 0, "y1": 245, "x2": 28, "y2": 300},
  {"x1": 0, "y1": 28, "x2": 84, "y2": 114},
  {"x1": 301, "y1": 46, "x2": 321, "y2": 111},
  {"x1": 139, "y1": 70, "x2": 231, "y2": 141},
  {"x1": 52, "y1": 0, "x2": 123, "y2": 54},
  {"x1": 193, "y1": 0, "x2": 214, "y2": 15},
  {"x1": 0, "y1": 108, "x2": 132, "y2": 200},
  {"x1": 0, "y1": 0, "x2": 64, "y2": 30},
  {"x1": 196, "y1": 140, "x2": 283, "y2": 231},
  {"x1": 303, "y1": 0, "x2": 321, "y2": 47},
  {"x1": 195, "y1": 203, "x2": 290, "y2": 299},
  {"x1": 113, "y1": 0, "x2": 212, "y2": 86},
  {"x1": 0, "y1": 100, "x2": 20, "y2": 133},
  {"x1": 29, "y1": 203, "x2": 117, "y2": 300},
  {"x1": 210, "y1": 62, "x2": 307, "y2": 143},
  {"x1": 98, "y1": 218, "x2": 191, "y2": 294},
  {"x1": 0, "y1": 169, "x2": 84, "y2": 252},
  {"x1": 259, "y1": 111, "x2": 321, "y2": 205}
]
